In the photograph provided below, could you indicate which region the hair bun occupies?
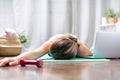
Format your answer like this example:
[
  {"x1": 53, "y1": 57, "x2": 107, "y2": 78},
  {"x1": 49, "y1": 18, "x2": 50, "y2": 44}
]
[
  {"x1": 70, "y1": 37, "x2": 77, "y2": 42},
  {"x1": 65, "y1": 34, "x2": 78, "y2": 43}
]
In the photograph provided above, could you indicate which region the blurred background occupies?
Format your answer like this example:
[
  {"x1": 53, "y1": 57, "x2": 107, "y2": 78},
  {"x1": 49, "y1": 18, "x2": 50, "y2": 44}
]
[{"x1": 0, "y1": 0, "x2": 120, "y2": 52}]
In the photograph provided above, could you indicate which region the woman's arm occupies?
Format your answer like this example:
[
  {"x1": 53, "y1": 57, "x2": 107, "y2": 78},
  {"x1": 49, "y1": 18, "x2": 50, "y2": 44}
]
[
  {"x1": 77, "y1": 40, "x2": 93, "y2": 57},
  {"x1": 16, "y1": 40, "x2": 52, "y2": 60},
  {"x1": 0, "y1": 40, "x2": 52, "y2": 66}
]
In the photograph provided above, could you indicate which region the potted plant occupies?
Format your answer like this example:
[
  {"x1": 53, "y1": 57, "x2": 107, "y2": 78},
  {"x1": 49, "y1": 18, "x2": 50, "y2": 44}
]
[
  {"x1": 105, "y1": 8, "x2": 118, "y2": 24},
  {"x1": 19, "y1": 32, "x2": 28, "y2": 43}
]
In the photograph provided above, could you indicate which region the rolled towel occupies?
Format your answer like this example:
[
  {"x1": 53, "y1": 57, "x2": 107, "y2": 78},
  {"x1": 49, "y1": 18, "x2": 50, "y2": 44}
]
[{"x1": 5, "y1": 28, "x2": 19, "y2": 39}]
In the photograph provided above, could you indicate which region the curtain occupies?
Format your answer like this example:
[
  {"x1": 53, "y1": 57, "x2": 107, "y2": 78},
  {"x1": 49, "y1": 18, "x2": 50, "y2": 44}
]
[{"x1": 0, "y1": 0, "x2": 120, "y2": 52}]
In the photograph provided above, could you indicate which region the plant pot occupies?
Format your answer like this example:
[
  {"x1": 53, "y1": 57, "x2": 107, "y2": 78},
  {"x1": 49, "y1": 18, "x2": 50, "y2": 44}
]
[{"x1": 107, "y1": 17, "x2": 118, "y2": 24}]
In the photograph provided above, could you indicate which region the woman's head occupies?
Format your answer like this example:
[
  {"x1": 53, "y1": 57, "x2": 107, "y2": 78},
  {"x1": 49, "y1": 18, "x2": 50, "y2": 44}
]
[{"x1": 49, "y1": 34, "x2": 80, "y2": 59}]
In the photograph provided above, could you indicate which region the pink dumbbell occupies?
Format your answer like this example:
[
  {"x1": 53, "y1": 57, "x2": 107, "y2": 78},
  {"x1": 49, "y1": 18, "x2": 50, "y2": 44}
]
[{"x1": 20, "y1": 58, "x2": 43, "y2": 68}]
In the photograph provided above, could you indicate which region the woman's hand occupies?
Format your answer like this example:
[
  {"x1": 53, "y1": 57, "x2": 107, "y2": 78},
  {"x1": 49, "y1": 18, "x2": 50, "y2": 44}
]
[
  {"x1": 89, "y1": 49, "x2": 94, "y2": 56},
  {"x1": 0, "y1": 57, "x2": 20, "y2": 67}
]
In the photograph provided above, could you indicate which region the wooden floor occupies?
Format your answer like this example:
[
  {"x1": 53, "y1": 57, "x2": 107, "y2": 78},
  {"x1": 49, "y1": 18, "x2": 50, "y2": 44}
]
[{"x1": 0, "y1": 59, "x2": 120, "y2": 80}]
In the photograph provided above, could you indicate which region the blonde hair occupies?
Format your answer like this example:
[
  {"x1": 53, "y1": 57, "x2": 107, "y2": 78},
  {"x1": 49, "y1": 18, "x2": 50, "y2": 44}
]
[{"x1": 49, "y1": 34, "x2": 80, "y2": 59}]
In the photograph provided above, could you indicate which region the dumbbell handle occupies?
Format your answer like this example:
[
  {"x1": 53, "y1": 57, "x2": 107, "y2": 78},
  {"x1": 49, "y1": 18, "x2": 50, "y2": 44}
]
[{"x1": 23, "y1": 60, "x2": 37, "y2": 65}]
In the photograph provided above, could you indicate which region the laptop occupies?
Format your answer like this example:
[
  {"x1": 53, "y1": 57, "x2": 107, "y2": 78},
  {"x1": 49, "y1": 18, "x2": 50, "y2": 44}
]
[{"x1": 94, "y1": 32, "x2": 120, "y2": 58}]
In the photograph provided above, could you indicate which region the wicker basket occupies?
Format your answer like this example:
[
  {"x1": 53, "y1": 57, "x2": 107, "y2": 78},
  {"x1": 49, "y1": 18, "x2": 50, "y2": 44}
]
[{"x1": 0, "y1": 38, "x2": 22, "y2": 57}]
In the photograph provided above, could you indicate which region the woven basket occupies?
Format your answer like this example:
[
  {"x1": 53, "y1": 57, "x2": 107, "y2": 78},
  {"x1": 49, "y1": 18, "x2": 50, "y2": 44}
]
[{"x1": 0, "y1": 38, "x2": 22, "y2": 57}]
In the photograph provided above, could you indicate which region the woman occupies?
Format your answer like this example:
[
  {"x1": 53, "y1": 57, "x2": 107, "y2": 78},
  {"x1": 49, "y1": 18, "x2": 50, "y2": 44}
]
[{"x1": 0, "y1": 33, "x2": 93, "y2": 67}]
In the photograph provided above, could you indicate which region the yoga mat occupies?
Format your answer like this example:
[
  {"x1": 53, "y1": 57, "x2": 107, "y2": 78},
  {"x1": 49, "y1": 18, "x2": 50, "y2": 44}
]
[{"x1": 40, "y1": 54, "x2": 110, "y2": 62}]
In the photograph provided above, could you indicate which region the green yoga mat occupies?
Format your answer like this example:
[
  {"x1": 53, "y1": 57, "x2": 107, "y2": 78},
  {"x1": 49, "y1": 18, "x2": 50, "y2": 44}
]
[{"x1": 40, "y1": 54, "x2": 110, "y2": 62}]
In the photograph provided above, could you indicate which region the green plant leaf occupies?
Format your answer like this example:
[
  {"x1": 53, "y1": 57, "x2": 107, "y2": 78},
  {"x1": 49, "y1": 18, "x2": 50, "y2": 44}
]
[
  {"x1": 19, "y1": 33, "x2": 27, "y2": 43},
  {"x1": 105, "y1": 8, "x2": 116, "y2": 18}
]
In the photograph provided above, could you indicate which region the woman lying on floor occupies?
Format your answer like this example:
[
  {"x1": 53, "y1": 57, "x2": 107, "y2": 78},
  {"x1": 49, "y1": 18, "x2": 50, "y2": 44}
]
[{"x1": 0, "y1": 33, "x2": 93, "y2": 67}]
